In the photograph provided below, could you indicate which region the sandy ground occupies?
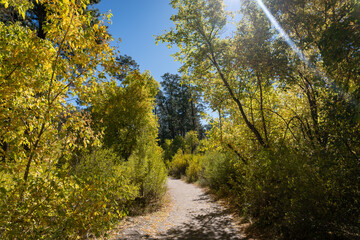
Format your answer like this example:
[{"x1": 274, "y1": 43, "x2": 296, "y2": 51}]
[{"x1": 107, "y1": 178, "x2": 247, "y2": 240}]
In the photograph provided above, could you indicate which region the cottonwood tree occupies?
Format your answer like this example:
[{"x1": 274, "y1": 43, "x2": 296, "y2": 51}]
[
  {"x1": 0, "y1": 0, "x2": 118, "y2": 181},
  {"x1": 157, "y1": 0, "x2": 360, "y2": 237},
  {"x1": 156, "y1": 0, "x2": 269, "y2": 148},
  {"x1": 91, "y1": 70, "x2": 159, "y2": 161}
]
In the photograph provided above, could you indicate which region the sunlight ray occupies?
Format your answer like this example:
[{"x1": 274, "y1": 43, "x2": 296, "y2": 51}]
[
  {"x1": 255, "y1": 0, "x2": 308, "y2": 64},
  {"x1": 253, "y1": 0, "x2": 334, "y2": 87}
]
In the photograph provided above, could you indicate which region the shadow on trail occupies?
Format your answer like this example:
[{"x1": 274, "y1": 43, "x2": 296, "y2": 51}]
[
  {"x1": 193, "y1": 192, "x2": 218, "y2": 203},
  {"x1": 116, "y1": 179, "x2": 247, "y2": 240},
  {"x1": 155, "y1": 208, "x2": 245, "y2": 240},
  {"x1": 118, "y1": 208, "x2": 245, "y2": 240}
]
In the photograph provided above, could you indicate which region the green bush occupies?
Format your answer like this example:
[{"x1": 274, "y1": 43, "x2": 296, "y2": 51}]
[
  {"x1": 197, "y1": 146, "x2": 360, "y2": 239},
  {"x1": 162, "y1": 136, "x2": 186, "y2": 161},
  {"x1": 125, "y1": 144, "x2": 167, "y2": 209},
  {"x1": 0, "y1": 149, "x2": 138, "y2": 240},
  {"x1": 241, "y1": 150, "x2": 321, "y2": 238},
  {"x1": 202, "y1": 151, "x2": 244, "y2": 197},
  {"x1": 168, "y1": 150, "x2": 188, "y2": 178},
  {"x1": 73, "y1": 148, "x2": 139, "y2": 218},
  {"x1": 241, "y1": 148, "x2": 360, "y2": 239},
  {"x1": 185, "y1": 154, "x2": 203, "y2": 183},
  {"x1": 168, "y1": 150, "x2": 203, "y2": 183},
  {"x1": 184, "y1": 130, "x2": 200, "y2": 154}
]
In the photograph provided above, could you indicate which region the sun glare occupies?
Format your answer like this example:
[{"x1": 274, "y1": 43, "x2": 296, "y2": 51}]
[
  {"x1": 255, "y1": 0, "x2": 308, "y2": 64},
  {"x1": 254, "y1": 0, "x2": 332, "y2": 85},
  {"x1": 223, "y1": 0, "x2": 331, "y2": 85}
]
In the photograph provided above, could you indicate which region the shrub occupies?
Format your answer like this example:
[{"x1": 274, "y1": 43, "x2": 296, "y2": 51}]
[
  {"x1": 202, "y1": 151, "x2": 244, "y2": 197},
  {"x1": 168, "y1": 150, "x2": 188, "y2": 178},
  {"x1": 162, "y1": 136, "x2": 186, "y2": 161},
  {"x1": 73, "y1": 148, "x2": 139, "y2": 218},
  {"x1": 168, "y1": 150, "x2": 203, "y2": 183},
  {"x1": 197, "y1": 146, "x2": 360, "y2": 239},
  {"x1": 184, "y1": 130, "x2": 200, "y2": 154},
  {"x1": 125, "y1": 143, "x2": 167, "y2": 209},
  {"x1": 0, "y1": 149, "x2": 138, "y2": 240},
  {"x1": 241, "y1": 148, "x2": 360, "y2": 239},
  {"x1": 185, "y1": 154, "x2": 203, "y2": 183}
]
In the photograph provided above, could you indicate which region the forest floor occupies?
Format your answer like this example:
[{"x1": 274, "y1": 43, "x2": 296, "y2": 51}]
[{"x1": 105, "y1": 177, "x2": 252, "y2": 240}]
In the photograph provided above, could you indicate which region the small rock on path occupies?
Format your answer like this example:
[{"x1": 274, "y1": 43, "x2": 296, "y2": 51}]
[{"x1": 111, "y1": 178, "x2": 246, "y2": 240}]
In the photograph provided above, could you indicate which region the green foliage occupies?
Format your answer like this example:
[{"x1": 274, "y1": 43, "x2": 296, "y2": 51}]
[
  {"x1": 168, "y1": 150, "x2": 203, "y2": 183},
  {"x1": 159, "y1": 0, "x2": 360, "y2": 238},
  {"x1": 242, "y1": 150, "x2": 323, "y2": 238},
  {"x1": 91, "y1": 70, "x2": 159, "y2": 161},
  {"x1": 202, "y1": 151, "x2": 238, "y2": 195},
  {"x1": 124, "y1": 143, "x2": 167, "y2": 210},
  {"x1": 168, "y1": 150, "x2": 188, "y2": 179},
  {"x1": 0, "y1": 0, "x2": 115, "y2": 180},
  {"x1": 0, "y1": 149, "x2": 138, "y2": 239},
  {"x1": 241, "y1": 148, "x2": 360, "y2": 239},
  {"x1": 1, "y1": 0, "x2": 359, "y2": 239},
  {"x1": 157, "y1": 0, "x2": 360, "y2": 239},
  {"x1": 163, "y1": 131, "x2": 200, "y2": 162},
  {"x1": 184, "y1": 130, "x2": 200, "y2": 154},
  {"x1": 90, "y1": 68, "x2": 167, "y2": 212},
  {"x1": 162, "y1": 139, "x2": 174, "y2": 163},
  {"x1": 156, "y1": 73, "x2": 204, "y2": 143},
  {"x1": 73, "y1": 149, "x2": 139, "y2": 215},
  {"x1": 0, "y1": 0, "x2": 166, "y2": 239},
  {"x1": 185, "y1": 154, "x2": 203, "y2": 183},
  {"x1": 162, "y1": 135, "x2": 186, "y2": 161}
]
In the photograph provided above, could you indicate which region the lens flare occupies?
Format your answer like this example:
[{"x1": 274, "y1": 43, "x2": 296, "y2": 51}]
[
  {"x1": 255, "y1": 0, "x2": 308, "y2": 64},
  {"x1": 254, "y1": 0, "x2": 333, "y2": 85}
]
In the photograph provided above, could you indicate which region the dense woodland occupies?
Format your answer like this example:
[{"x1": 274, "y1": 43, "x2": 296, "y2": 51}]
[{"x1": 0, "y1": 0, "x2": 359, "y2": 239}]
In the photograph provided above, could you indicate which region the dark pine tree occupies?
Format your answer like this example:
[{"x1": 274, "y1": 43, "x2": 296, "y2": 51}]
[{"x1": 156, "y1": 73, "x2": 204, "y2": 144}]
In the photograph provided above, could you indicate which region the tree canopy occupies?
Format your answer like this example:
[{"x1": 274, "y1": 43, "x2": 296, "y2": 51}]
[
  {"x1": 0, "y1": 0, "x2": 359, "y2": 239},
  {"x1": 157, "y1": 0, "x2": 360, "y2": 238},
  {"x1": 0, "y1": 1, "x2": 166, "y2": 238}
]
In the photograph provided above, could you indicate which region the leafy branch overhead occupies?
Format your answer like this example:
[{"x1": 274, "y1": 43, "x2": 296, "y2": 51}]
[{"x1": 158, "y1": 0, "x2": 360, "y2": 238}]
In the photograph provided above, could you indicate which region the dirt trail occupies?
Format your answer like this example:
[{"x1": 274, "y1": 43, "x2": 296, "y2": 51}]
[{"x1": 110, "y1": 178, "x2": 246, "y2": 240}]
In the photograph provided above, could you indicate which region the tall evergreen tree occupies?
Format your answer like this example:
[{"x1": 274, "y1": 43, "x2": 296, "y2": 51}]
[{"x1": 156, "y1": 73, "x2": 204, "y2": 143}]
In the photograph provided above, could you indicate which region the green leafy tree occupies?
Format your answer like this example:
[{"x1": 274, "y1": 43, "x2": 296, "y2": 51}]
[
  {"x1": 0, "y1": 0, "x2": 102, "y2": 39},
  {"x1": 0, "y1": 0, "x2": 133, "y2": 238},
  {"x1": 156, "y1": 0, "x2": 268, "y2": 147},
  {"x1": 91, "y1": 70, "x2": 159, "y2": 161},
  {"x1": 0, "y1": 0, "x2": 117, "y2": 181},
  {"x1": 157, "y1": 0, "x2": 360, "y2": 238},
  {"x1": 184, "y1": 130, "x2": 199, "y2": 154},
  {"x1": 114, "y1": 54, "x2": 140, "y2": 81}
]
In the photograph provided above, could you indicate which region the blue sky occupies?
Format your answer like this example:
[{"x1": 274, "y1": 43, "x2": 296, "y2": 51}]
[
  {"x1": 97, "y1": 1, "x2": 181, "y2": 84},
  {"x1": 96, "y1": 0, "x2": 241, "y2": 84}
]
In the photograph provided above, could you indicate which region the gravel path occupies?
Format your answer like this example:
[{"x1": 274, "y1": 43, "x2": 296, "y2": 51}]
[{"x1": 110, "y1": 178, "x2": 247, "y2": 240}]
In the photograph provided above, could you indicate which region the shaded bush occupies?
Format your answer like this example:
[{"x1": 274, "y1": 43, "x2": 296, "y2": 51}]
[
  {"x1": 198, "y1": 147, "x2": 360, "y2": 239},
  {"x1": 184, "y1": 130, "x2": 200, "y2": 154},
  {"x1": 242, "y1": 149, "x2": 324, "y2": 238},
  {"x1": 73, "y1": 148, "x2": 139, "y2": 218},
  {"x1": 241, "y1": 148, "x2": 360, "y2": 239},
  {"x1": 162, "y1": 136, "x2": 186, "y2": 161},
  {"x1": 202, "y1": 151, "x2": 244, "y2": 197}
]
